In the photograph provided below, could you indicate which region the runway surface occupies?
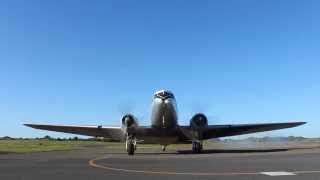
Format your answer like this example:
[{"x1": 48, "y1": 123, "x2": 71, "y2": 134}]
[{"x1": 1, "y1": 144, "x2": 320, "y2": 180}]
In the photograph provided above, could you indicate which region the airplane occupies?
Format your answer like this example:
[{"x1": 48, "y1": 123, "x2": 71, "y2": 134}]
[{"x1": 25, "y1": 90, "x2": 306, "y2": 155}]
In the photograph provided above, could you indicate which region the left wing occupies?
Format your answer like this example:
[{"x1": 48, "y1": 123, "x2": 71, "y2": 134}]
[
  {"x1": 180, "y1": 122, "x2": 306, "y2": 140},
  {"x1": 24, "y1": 124, "x2": 125, "y2": 141}
]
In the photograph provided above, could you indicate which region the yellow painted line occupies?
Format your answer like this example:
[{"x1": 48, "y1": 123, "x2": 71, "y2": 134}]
[
  {"x1": 89, "y1": 156, "x2": 258, "y2": 176},
  {"x1": 88, "y1": 155, "x2": 320, "y2": 176}
]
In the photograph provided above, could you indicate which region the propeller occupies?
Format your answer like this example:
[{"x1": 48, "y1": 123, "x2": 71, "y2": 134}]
[{"x1": 190, "y1": 102, "x2": 221, "y2": 124}]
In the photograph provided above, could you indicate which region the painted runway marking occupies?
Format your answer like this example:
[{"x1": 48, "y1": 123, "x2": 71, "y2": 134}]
[
  {"x1": 260, "y1": 171, "x2": 296, "y2": 176},
  {"x1": 88, "y1": 155, "x2": 320, "y2": 177},
  {"x1": 88, "y1": 156, "x2": 258, "y2": 176}
]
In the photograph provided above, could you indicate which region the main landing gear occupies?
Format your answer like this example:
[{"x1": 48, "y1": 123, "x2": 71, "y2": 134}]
[
  {"x1": 126, "y1": 135, "x2": 137, "y2": 155},
  {"x1": 162, "y1": 145, "x2": 166, "y2": 151},
  {"x1": 192, "y1": 141, "x2": 203, "y2": 153}
]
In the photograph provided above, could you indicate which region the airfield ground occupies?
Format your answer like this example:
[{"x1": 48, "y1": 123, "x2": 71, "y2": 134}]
[
  {"x1": 0, "y1": 140, "x2": 320, "y2": 180},
  {"x1": 0, "y1": 139, "x2": 107, "y2": 153}
]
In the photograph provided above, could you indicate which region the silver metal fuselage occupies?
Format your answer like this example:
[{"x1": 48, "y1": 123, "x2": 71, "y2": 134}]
[
  {"x1": 151, "y1": 97, "x2": 178, "y2": 129},
  {"x1": 144, "y1": 95, "x2": 179, "y2": 145}
]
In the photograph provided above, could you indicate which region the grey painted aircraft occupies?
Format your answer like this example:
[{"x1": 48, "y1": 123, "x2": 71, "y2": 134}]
[{"x1": 25, "y1": 90, "x2": 306, "y2": 155}]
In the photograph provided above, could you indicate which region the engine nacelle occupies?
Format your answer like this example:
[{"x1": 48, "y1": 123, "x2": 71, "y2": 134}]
[
  {"x1": 121, "y1": 114, "x2": 138, "y2": 129},
  {"x1": 190, "y1": 113, "x2": 208, "y2": 129}
]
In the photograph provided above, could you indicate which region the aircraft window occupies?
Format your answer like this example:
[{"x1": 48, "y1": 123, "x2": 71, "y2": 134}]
[{"x1": 154, "y1": 91, "x2": 174, "y2": 99}]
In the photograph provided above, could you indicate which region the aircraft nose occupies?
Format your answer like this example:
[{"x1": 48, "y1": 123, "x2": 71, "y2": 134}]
[{"x1": 154, "y1": 90, "x2": 175, "y2": 100}]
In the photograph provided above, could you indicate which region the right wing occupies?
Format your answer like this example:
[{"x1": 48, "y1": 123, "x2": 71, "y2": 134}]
[
  {"x1": 24, "y1": 124, "x2": 125, "y2": 141},
  {"x1": 180, "y1": 122, "x2": 306, "y2": 140},
  {"x1": 202, "y1": 122, "x2": 306, "y2": 139}
]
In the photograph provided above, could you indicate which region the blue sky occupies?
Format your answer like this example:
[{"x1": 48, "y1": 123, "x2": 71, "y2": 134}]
[{"x1": 0, "y1": 0, "x2": 319, "y2": 138}]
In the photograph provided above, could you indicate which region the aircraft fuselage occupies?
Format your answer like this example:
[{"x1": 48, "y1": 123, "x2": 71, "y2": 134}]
[
  {"x1": 141, "y1": 90, "x2": 180, "y2": 145},
  {"x1": 151, "y1": 91, "x2": 178, "y2": 129}
]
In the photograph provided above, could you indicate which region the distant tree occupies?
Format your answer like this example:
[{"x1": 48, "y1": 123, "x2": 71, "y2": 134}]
[
  {"x1": 73, "y1": 136, "x2": 79, "y2": 141},
  {"x1": 43, "y1": 135, "x2": 52, "y2": 140},
  {"x1": 288, "y1": 136, "x2": 295, "y2": 141},
  {"x1": 0, "y1": 136, "x2": 13, "y2": 140}
]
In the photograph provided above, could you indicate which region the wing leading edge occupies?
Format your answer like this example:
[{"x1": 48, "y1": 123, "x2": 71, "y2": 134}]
[
  {"x1": 180, "y1": 122, "x2": 306, "y2": 140},
  {"x1": 25, "y1": 122, "x2": 306, "y2": 142},
  {"x1": 24, "y1": 124, "x2": 125, "y2": 141}
]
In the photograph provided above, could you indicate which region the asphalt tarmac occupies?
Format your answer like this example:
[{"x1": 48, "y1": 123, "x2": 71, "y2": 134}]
[{"x1": 1, "y1": 144, "x2": 320, "y2": 180}]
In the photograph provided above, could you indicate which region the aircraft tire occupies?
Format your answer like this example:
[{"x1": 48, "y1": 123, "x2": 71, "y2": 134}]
[
  {"x1": 127, "y1": 143, "x2": 135, "y2": 155},
  {"x1": 192, "y1": 142, "x2": 202, "y2": 153}
]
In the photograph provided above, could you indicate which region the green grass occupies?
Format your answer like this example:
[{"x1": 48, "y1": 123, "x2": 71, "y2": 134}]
[
  {"x1": 1, "y1": 139, "x2": 319, "y2": 154},
  {"x1": 0, "y1": 139, "x2": 222, "y2": 153},
  {"x1": 0, "y1": 139, "x2": 105, "y2": 153}
]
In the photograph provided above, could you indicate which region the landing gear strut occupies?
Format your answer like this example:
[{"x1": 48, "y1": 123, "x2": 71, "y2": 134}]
[
  {"x1": 126, "y1": 135, "x2": 136, "y2": 155},
  {"x1": 192, "y1": 141, "x2": 203, "y2": 153}
]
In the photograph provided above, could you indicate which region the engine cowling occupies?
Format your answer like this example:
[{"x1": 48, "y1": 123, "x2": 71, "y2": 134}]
[
  {"x1": 121, "y1": 114, "x2": 138, "y2": 129},
  {"x1": 190, "y1": 113, "x2": 208, "y2": 129}
]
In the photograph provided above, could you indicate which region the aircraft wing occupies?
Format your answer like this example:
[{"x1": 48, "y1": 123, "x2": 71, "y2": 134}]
[
  {"x1": 24, "y1": 124, "x2": 125, "y2": 141},
  {"x1": 180, "y1": 122, "x2": 306, "y2": 140}
]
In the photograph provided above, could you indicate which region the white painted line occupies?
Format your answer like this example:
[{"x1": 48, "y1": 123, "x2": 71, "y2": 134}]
[{"x1": 260, "y1": 171, "x2": 296, "y2": 176}]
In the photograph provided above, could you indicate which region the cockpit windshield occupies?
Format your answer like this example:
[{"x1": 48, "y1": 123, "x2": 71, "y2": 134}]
[{"x1": 154, "y1": 90, "x2": 175, "y2": 99}]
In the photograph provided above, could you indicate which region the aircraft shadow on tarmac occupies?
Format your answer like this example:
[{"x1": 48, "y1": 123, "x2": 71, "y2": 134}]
[
  {"x1": 0, "y1": 152, "x2": 11, "y2": 154},
  {"x1": 101, "y1": 148, "x2": 295, "y2": 155},
  {"x1": 175, "y1": 148, "x2": 289, "y2": 154}
]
